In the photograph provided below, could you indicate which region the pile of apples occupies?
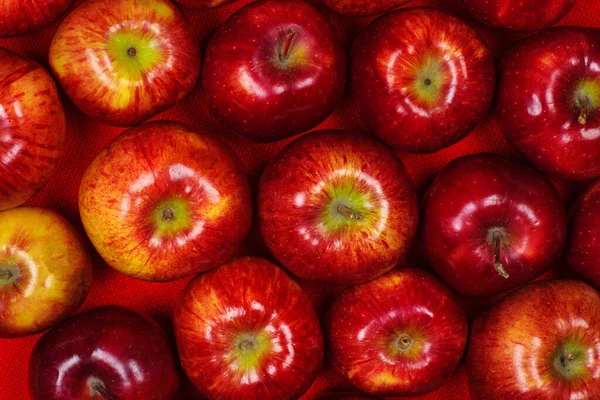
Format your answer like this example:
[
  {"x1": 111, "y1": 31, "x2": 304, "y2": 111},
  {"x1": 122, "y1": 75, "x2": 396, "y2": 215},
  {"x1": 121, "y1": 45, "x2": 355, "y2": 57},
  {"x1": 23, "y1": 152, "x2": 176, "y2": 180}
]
[{"x1": 1, "y1": 0, "x2": 600, "y2": 399}]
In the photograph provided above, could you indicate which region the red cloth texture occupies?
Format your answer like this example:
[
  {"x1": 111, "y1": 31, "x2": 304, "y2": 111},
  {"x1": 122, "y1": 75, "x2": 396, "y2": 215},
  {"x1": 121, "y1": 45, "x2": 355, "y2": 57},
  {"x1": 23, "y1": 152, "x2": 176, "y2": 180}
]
[{"x1": 1, "y1": 0, "x2": 598, "y2": 399}]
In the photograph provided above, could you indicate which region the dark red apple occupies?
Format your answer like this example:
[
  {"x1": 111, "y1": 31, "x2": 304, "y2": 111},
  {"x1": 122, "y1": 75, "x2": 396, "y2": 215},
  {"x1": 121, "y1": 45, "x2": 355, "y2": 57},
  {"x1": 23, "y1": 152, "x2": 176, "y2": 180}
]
[
  {"x1": 422, "y1": 154, "x2": 567, "y2": 297},
  {"x1": 175, "y1": 0, "x2": 239, "y2": 8},
  {"x1": 351, "y1": 7, "x2": 495, "y2": 153},
  {"x1": 79, "y1": 121, "x2": 252, "y2": 281},
  {"x1": 0, "y1": 0, "x2": 74, "y2": 37},
  {"x1": 174, "y1": 257, "x2": 323, "y2": 400},
  {"x1": 29, "y1": 306, "x2": 180, "y2": 399},
  {"x1": 327, "y1": 268, "x2": 468, "y2": 397},
  {"x1": 318, "y1": 394, "x2": 377, "y2": 400},
  {"x1": 258, "y1": 130, "x2": 418, "y2": 285},
  {"x1": 467, "y1": 279, "x2": 600, "y2": 399},
  {"x1": 322, "y1": 0, "x2": 411, "y2": 16},
  {"x1": 49, "y1": 0, "x2": 201, "y2": 126},
  {"x1": 202, "y1": 0, "x2": 346, "y2": 142},
  {"x1": 498, "y1": 27, "x2": 600, "y2": 180},
  {"x1": 567, "y1": 179, "x2": 600, "y2": 289},
  {"x1": 0, "y1": 47, "x2": 65, "y2": 211},
  {"x1": 463, "y1": 0, "x2": 575, "y2": 31}
]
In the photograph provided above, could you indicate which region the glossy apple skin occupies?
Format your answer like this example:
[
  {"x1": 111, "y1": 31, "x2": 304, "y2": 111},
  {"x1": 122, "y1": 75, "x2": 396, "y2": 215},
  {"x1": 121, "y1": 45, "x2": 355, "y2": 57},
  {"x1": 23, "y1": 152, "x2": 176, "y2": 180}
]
[
  {"x1": 467, "y1": 280, "x2": 600, "y2": 399},
  {"x1": 29, "y1": 306, "x2": 180, "y2": 400},
  {"x1": 352, "y1": 7, "x2": 495, "y2": 153},
  {"x1": 464, "y1": 0, "x2": 575, "y2": 31},
  {"x1": 498, "y1": 27, "x2": 600, "y2": 180},
  {"x1": 0, "y1": 207, "x2": 92, "y2": 338},
  {"x1": 0, "y1": 48, "x2": 65, "y2": 211},
  {"x1": 422, "y1": 154, "x2": 567, "y2": 297},
  {"x1": 567, "y1": 179, "x2": 600, "y2": 289},
  {"x1": 318, "y1": 394, "x2": 377, "y2": 400},
  {"x1": 327, "y1": 268, "x2": 468, "y2": 397},
  {"x1": 202, "y1": 0, "x2": 346, "y2": 142},
  {"x1": 175, "y1": 0, "x2": 238, "y2": 8},
  {"x1": 49, "y1": 0, "x2": 200, "y2": 127},
  {"x1": 79, "y1": 121, "x2": 252, "y2": 281},
  {"x1": 0, "y1": 0, "x2": 74, "y2": 37},
  {"x1": 174, "y1": 257, "x2": 323, "y2": 400},
  {"x1": 322, "y1": 0, "x2": 411, "y2": 16},
  {"x1": 259, "y1": 130, "x2": 419, "y2": 285}
]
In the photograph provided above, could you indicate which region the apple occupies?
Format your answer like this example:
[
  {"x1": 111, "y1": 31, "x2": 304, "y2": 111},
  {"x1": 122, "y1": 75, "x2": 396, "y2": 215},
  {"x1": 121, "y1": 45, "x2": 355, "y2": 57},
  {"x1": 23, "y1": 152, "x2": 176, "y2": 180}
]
[
  {"x1": 48, "y1": 0, "x2": 201, "y2": 127},
  {"x1": 318, "y1": 394, "x2": 377, "y2": 400},
  {"x1": 174, "y1": 257, "x2": 323, "y2": 400},
  {"x1": 29, "y1": 306, "x2": 180, "y2": 399},
  {"x1": 202, "y1": 0, "x2": 346, "y2": 142},
  {"x1": 79, "y1": 121, "x2": 252, "y2": 281},
  {"x1": 498, "y1": 27, "x2": 600, "y2": 180},
  {"x1": 0, "y1": 207, "x2": 92, "y2": 337},
  {"x1": 467, "y1": 279, "x2": 600, "y2": 399},
  {"x1": 327, "y1": 268, "x2": 468, "y2": 397},
  {"x1": 351, "y1": 7, "x2": 495, "y2": 153},
  {"x1": 0, "y1": 48, "x2": 65, "y2": 211},
  {"x1": 421, "y1": 154, "x2": 567, "y2": 297},
  {"x1": 174, "y1": 0, "x2": 239, "y2": 8},
  {"x1": 0, "y1": 0, "x2": 74, "y2": 37},
  {"x1": 463, "y1": 0, "x2": 575, "y2": 31},
  {"x1": 567, "y1": 179, "x2": 600, "y2": 289},
  {"x1": 258, "y1": 130, "x2": 418, "y2": 285},
  {"x1": 322, "y1": 0, "x2": 411, "y2": 16}
]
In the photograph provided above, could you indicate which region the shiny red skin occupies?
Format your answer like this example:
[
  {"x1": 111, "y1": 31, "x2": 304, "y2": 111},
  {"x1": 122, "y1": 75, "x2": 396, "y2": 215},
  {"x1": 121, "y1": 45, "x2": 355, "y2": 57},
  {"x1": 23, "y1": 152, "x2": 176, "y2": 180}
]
[
  {"x1": 258, "y1": 130, "x2": 419, "y2": 285},
  {"x1": 568, "y1": 179, "x2": 600, "y2": 289},
  {"x1": 498, "y1": 27, "x2": 600, "y2": 180},
  {"x1": 463, "y1": 0, "x2": 575, "y2": 31},
  {"x1": 422, "y1": 154, "x2": 567, "y2": 297},
  {"x1": 0, "y1": 0, "x2": 74, "y2": 37},
  {"x1": 327, "y1": 268, "x2": 468, "y2": 397},
  {"x1": 0, "y1": 48, "x2": 65, "y2": 211},
  {"x1": 318, "y1": 394, "x2": 377, "y2": 400},
  {"x1": 202, "y1": 0, "x2": 346, "y2": 142},
  {"x1": 175, "y1": 0, "x2": 239, "y2": 8},
  {"x1": 322, "y1": 0, "x2": 411, "y2": 16},
  {"x1": 174, "y1": 257, "x2": 324, "y2": 400},
  {"x1": 351, "y1": 7, "x2": 495, "y2": 153},
  {"x1": 29, "y1": 306, "x2": 180, "y2": 400},
  {"x1": 467, "y1": 280, "x2": 600, "y2": 399}
]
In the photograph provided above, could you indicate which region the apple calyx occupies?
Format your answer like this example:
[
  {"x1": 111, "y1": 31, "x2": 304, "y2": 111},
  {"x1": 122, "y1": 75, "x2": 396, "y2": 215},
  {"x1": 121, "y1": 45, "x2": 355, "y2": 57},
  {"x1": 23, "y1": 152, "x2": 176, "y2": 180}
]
[
  {"x1": 578, "y1": 95, "x2": 589, "y2": 125},
  {"x1": 0, "y1": 266, "x2": 19, "y2": 286},
  {"x1": 127, "y1": 47, "x2": 137, "y2": 58},
  {"x1": 553, "y1": 343, "x2": 586, "y2": 380},
  {"x1": 336, "y1": 204, "x2": 364, "y2": 221},
  {"x1": 279, "y1": 30, "x2": 297, "y2": 63},
  {"x1": 395, "y1": 333, "x2": 414, "y2": 352},
  {"x1": 491, "y1": 230, "x2": 510, "y2": 279},
  {"x1": 239, "y1": 339, "x2": 255, "y2": 352},
  {"x1": 162, "y1": 208, "x2": 175, "y2": 223}
]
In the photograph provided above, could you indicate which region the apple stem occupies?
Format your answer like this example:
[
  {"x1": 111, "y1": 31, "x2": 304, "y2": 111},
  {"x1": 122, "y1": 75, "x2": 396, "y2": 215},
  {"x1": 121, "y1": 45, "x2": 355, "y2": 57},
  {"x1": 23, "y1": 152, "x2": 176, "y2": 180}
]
[
  {"x1": 336, "y1": 204, "x2": 363, "y2": 221},
  {"x1": 0, "y1": 271, "x2": 12, "y2": 280},
  {"x1": 396, "y1": 333, "x2": 414, "y2": 351},
  {"x1": 279, "y1": 30, "x2": 297, "y2": 63},
  {"x1": 162, "y1": 208, "x2": 174, "y2": 222},
  {"x1": 91, "y1": 382, "x2": 117, "y2": 400},
  {"x1": 239, "y1": 340, "x2": 254, "y2": 352},
  {"x1": 493, "y1": 231, "x2": 509, "y2": 279},
  {"x1": 578, "y1": 95, "x2": 589, "y2": 125},
  {"x1": 127, "y1": 47, "x2": 137, "y2": 58}
]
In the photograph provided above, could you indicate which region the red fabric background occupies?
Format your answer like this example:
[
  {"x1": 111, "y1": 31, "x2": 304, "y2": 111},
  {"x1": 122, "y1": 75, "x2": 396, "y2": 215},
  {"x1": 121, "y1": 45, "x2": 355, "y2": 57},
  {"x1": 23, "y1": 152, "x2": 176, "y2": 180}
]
[{"x1": 1, "y1": 0, "x2": 599, "y2": 399}]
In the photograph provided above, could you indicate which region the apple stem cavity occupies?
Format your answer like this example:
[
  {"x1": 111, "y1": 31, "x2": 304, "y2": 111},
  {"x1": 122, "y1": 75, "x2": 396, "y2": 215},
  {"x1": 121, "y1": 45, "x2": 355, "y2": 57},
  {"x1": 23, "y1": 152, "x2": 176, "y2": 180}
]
[
  {"x1": 127, "y1": 47, "x2": 137, "y2": 58},
  {"x1": 239, "y1": 340, "x2": 254, "y2": 352},
  {"x1": 279, "y1": 30, "x2": 297, "y2": 63},
  {"x1": 578, "y1": 95, "x2": 589, "y2": 125},
  {"x1": 162, "y1": 208, "x2": 175, "y2": 223},
  {"x1": 0, "y1": 271, "x2": 13, "y2": 280},
  {"x1": 89, "y1": 378, "x2": 117, "y2": 400},
  {"x1": 336, "y1": 204, "x2": 364, "y2": 221},
  {"x1": 492, "y1": 230, "x2": 510, "y2": 279},
  {"x1": 395, "y1": 333, "x2": 414, "y2": 352}
]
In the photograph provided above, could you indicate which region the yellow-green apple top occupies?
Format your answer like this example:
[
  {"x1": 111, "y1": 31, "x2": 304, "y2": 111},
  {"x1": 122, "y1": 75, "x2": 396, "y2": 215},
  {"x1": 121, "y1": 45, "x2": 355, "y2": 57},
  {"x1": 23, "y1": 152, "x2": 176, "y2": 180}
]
[
  {"x1": 49, "y1": 0, "x2": 201, "y2": 127},
  {"x1": 79, "y1": 121, "x2": 252, "y2": 282},
  {"x1": 0, "y1": 207, "x2": 92, "y2": 337}
]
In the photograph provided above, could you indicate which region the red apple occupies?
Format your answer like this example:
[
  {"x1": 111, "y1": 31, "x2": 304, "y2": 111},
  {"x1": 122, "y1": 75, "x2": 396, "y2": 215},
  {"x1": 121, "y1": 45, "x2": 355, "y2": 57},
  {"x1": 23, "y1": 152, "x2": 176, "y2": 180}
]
[
  {"x1": 258, "y1": 130, "x2": 418, "y2": 285},
  {"x1": 0, "y1": 0, "x2": 74, "y2": 37},
  {"x1": 318, "y1": 394, "x2": 377, "y2": 400},
  {"x1": 422, "y1": 154, "x2": 567, "y2": 297},
  {"x1": 49, "y1": 0, "x2": 200, "y2": 127},
  {"x1": 467, "y1": 279, "x2": 600, "y2": 399},
  {"x1": 567, "y1": 179, "x2": 600, "y2": 289},
  {"x1": 174, "y1": 257, "x2": 323, "y2": 400},
  {"x1": 351, "y1": 7, "x2": 495, "y2": 153},
  {"x1": 498, "y1": 27, "x2": 600, "y2": 180},
  {"x1": 322, "y1": 0, "x2": 411, "y2": 16},
  {"x1": 29, "y1": 306, "x2": 180, "y2": 399},
  {"x1": 0, "y1": 48, "x2": 65, "y2": 211},
  {"x1": 79, "y1": 121, "x2": 252, "y2": 281},
  {"x1": 174, "y1": 0, "x2": 239, "y2": 8},
  {"x1": 463, "y1": 0, "x2": 575, "y2": 31},
  {"x1": 202, "y1": 0, "x2": 346, "y2": 142},
  {"x1": 0, "y1": 207, "x2": 92, "y2": 337},
  {"x1": 327, "y1": 268, "x2": 468, "y2": 397}
]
